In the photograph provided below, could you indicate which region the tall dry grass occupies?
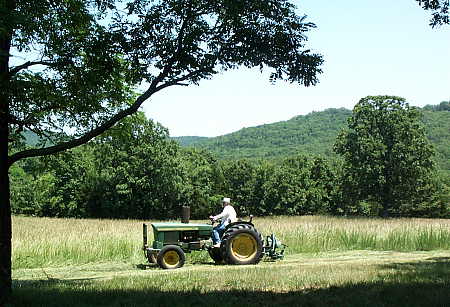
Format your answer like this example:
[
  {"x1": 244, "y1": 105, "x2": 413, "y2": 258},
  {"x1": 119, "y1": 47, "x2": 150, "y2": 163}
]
[
  {"x1": 12, "y1": 215, "x2": 450, "y2": 269},
  {"x1": 256, "y1": 216, "x2": 450, "y2": 253},
  {"x1": 13, "y1": 217, "x2": 145, "y2": 269}
]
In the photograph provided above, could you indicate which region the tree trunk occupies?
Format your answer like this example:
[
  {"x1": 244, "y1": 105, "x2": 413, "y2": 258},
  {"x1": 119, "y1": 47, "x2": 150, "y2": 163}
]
[
  {"x1": 381, "y1": 205, "x2": 390, "y2": 218},
  {"x1": 0, "y1": 82, "x2": 12, "y2": 305},
  {"x1": 0, "y1": 153, "x2": 12, "y2": 304},
  {"x1": 0, "y1": 1, "x2": 13, "y2": 302}
]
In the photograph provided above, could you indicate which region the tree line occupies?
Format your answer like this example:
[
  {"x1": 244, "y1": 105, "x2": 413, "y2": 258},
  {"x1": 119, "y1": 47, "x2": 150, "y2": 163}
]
[
  {"x1": 175, "y1": 104, "x2": 450, "y2": 174},
  {"x1": 10, "y1": 100, "x2": 449, "y2": 220}
]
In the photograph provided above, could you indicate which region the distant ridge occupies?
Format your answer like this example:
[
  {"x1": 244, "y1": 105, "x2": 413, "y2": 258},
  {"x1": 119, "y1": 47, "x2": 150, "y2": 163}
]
[
  {"x1": 173, "y1": 105, "x2": 450, "y2": 173},
  {"x1": 174, "y1": 108, "x2": 351, "y2": 159},
  {"x1": 171, "y1": 136, "x2": 209, "y2": 147}
]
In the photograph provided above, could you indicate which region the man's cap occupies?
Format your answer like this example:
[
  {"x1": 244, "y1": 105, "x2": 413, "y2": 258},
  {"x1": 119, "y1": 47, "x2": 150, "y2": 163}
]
[{"x1": 222, "y1": 197, "x2": 231, "y2": 203}]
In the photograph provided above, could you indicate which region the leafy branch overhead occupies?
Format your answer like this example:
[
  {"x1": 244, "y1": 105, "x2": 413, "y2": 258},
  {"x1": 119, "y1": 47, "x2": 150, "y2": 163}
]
[
  {"x1": 416, "y1": 0, "x2": 450, "y2": 26},
  {"x1": 6, "y1": 0, "x2": 323, "y2": 165}
]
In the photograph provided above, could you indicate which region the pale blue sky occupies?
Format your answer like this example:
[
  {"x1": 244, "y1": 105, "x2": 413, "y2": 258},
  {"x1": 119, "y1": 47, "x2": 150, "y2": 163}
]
[{"x1": 144, "y1": 0, "x2": 450, "y2": 137}]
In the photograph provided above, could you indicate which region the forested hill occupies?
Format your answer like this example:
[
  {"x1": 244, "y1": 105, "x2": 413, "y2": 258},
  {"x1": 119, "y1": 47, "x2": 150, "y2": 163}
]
[
  {"x1": 172, "y1": 136, "x2": 209, "y2": 146},
  {"x1": 174, "y1": 105, "x2": 450, "y2": 172},
  {"x1": 174, "y1": 108, "x2": 352, "y2": 159}
]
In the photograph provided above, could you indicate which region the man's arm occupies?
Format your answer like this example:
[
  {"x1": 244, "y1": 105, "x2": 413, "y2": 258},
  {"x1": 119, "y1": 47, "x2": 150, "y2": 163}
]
[{"x1": 211, "y1": 207, "x2": 228, "y2": 221}]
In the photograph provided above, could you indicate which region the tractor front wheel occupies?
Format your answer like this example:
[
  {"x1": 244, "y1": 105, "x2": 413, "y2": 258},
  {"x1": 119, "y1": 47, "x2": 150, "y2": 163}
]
[{"x1": 157, "y1": 245, "x2": 185, "y2": 269}]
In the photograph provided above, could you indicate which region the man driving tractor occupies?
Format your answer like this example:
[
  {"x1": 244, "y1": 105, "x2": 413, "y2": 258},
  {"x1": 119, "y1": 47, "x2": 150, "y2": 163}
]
[
  {"x1": 209, "y1": 197, "x2": 237, "y2": 247},
  {"x1": 142, "y1": 196, "x2": 285, "y2": 269}
]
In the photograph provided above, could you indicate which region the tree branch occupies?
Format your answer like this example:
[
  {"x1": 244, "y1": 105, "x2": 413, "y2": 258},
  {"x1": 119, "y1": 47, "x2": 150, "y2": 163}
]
[
  {"x1": 8, "y1": 87, "x2": 152, "y2": 166},
  {"x1": 154, "y1": 69, "x2": 206, "y2": 92},
  {"x1": 417, "y1": 0, "x2": 450, "y2": 26},
  {"x1": 8, "y1": 4, "x2": 197, "y2": 166},
  {"x1": 9, "y1": 60, "x2": 68, "y2": 76},
  {"x1": 7, "y1": 64, "x2": 206, "y2": 166},
  {"x1": 8, "y1": 102, "x2": 64, "y2": 132},
  {"x1": 7, "y1": 113, "x2": 24, "y2": 126},
  {"x1": 148, "y1": 4, "x2": 192, "y2": 88}
]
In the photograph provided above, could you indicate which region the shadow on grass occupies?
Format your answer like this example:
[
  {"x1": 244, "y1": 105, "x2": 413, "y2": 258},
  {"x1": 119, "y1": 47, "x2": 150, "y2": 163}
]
[
  {"x1": 10, "y1": 258, "x2": 450, "y2": 307},
  {"x1": 135, "y1": 263, "x2": 154, "y2": 270},
  {"x1": 136, "y1": 261, "x2": 219, "y2": 269},
  {"x1": 426, "y1": 256, "x2": 450, "y2": 261},
  {"x1": 379, "y1": 257, "x2": 450, "y2": 283}
]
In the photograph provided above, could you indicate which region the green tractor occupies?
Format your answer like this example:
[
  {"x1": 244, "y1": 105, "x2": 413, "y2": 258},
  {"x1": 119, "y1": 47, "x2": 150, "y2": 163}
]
[{"x1": 142, "y1": 212, "x2": 285, "y2": 269}]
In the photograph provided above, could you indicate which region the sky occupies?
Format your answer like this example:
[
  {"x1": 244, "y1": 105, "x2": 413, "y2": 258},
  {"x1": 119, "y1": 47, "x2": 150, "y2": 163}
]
[{"x1": 143, "y1": 0, "x2": 450, "y2": 137}]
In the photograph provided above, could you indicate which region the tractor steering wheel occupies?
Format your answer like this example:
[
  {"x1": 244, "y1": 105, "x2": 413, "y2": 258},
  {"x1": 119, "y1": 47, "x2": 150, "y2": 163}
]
[{"x1": 209, "y1": 217, "x2": 218, "y2": 226}]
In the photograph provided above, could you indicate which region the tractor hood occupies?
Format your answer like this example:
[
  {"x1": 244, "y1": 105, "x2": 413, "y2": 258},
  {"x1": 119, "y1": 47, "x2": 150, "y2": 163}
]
[{"x1": 151, "y1": 222, "x2": 213, "y2": 232}]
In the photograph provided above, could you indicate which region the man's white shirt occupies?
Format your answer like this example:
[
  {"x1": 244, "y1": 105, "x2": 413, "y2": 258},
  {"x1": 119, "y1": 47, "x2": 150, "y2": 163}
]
[{"x1": 213, "y1": 205, "x2": 237, "y2": 226}]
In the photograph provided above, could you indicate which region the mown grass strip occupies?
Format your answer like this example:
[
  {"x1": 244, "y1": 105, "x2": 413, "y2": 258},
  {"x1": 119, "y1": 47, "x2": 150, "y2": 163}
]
[{"x1": 12, "y1": 251, "x2": 450, "y2": 307}]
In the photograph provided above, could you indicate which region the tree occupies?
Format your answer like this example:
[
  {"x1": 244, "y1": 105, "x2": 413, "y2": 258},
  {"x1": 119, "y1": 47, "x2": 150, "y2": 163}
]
[
  {"x1": 1, "y1": 0, "x2": 323, "y2": 299},
  {"x1": 423, "y1": 101, "x2": 450, "y2": 111},
  {"x1": 334, "y1": 96, "x2": 437, "y2": 217},
  {"x1": 178, "y1": 148, "x2": 223, "y2": 218},
  {"x1": 43, "y1": 113, "x2": 183, "y2": 219},
  {"x1": 416, "y1": 0, "x2": 449, "y2": 26},
  {"x1": 262, "y1": 155, "x2": 327, "y2": 215},
  {"x1": 221, "y1": 159, "x2": 259, "y2": 216}
]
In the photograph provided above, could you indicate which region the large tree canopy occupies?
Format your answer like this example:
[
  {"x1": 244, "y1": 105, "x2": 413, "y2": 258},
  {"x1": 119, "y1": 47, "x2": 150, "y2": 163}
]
[
  {"x1": 0, "y1": 0, "x2": 323, "y2": 302},
  {"x1": 5, "y1": 0, "x2": 323, "y2": 165},
  {"x1": 334, "y1": 96, "x2": 437, "y2": 217}
]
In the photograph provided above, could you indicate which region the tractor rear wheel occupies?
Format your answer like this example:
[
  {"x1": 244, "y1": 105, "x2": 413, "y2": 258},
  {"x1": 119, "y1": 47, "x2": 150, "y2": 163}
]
[
  {"x1": 157, "y1": 245, "x2": 185, "y2": 269},
  {"x1": 221, "y1": 224, "x2": 263, "y2": 265}
]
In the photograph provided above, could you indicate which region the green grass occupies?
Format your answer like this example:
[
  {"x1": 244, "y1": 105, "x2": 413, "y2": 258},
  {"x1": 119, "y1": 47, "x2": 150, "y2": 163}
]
[
  {"x1": 10, "y1": 215, "x2": 450, "y2": 306},
  {"x1": 11, "y1": 251, "x2": 450, "y2": 306}
]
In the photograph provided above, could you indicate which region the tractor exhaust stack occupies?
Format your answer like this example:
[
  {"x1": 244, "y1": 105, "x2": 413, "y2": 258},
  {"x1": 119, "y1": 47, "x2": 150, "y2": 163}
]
[{"x1": 181, "y1": 206, "x2": 190, "y2": 223}]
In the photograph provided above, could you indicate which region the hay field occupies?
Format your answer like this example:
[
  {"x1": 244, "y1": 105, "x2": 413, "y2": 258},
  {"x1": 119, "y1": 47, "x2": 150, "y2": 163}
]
[{"x1": 12, "y1": 215, "x2": 450, "y2": 269}]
